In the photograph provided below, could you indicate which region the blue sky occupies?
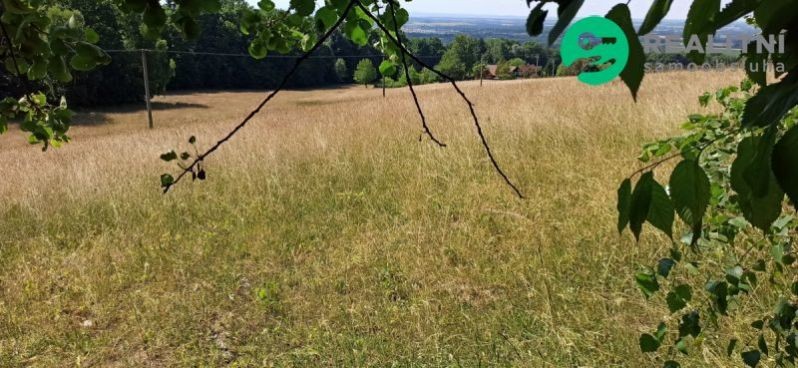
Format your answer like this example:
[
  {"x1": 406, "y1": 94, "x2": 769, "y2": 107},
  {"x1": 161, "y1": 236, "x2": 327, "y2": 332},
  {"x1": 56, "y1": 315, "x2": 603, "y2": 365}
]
[{"x1": 246, "y1": 0, "x2": 732, "y2": 19}]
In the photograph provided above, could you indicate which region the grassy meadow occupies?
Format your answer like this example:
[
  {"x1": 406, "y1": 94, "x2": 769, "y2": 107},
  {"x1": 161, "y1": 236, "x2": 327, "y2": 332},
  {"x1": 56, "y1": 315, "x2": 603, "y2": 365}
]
[{"x1": 1, "y1": 71, "x2": 749, "y2": 367}]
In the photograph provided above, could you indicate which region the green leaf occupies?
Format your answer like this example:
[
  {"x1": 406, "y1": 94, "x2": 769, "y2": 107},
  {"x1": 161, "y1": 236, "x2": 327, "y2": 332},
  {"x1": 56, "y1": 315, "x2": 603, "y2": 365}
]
[
  {"x1": 639, "y1": 0, "x2": 673, "y2": 35},
  {"x1": 639, "y1": 333, "x2": 660, "y2": 353},
  {"x1": 160, "y1": 173, "x2": 175, "y2": 188},
  {"x1": 675, "y1": 284, "x2": 692, "y2": 301},
  {"x1": 142, "y1": 3, "x2": 167, "y2": 29},
  {"x1": 2, "y1": 0, "x2": 34, "y2": 14},
  {"x1": 678, "y1": 311, "x2": 700, "y2": 338},
  {"x1": 741, "y1": 350, "x2": 761, "y2": 367},
  {"x1": 248, "y1": 40, "x2": 268, "y2": 59},
  {"x1": 744, "y1": 40, "x2": 768, "y2": 87},
  {"x1": 48, "y1": 56, "x2": 72, "y2": 83},
  {"x1": 670, "y1": 160, "x2": 711, "y2": 227},
  {"x1": 706, "y1": 280, "x2": 729, "y2": 314},
  {"x1": 757, "y1": 335, "x2": 768, "y2": 356},
  {"x1": 379, "y1": 60, "x2": 397, "y2": 77},
  {"x1": 731, "y1": 136, "x2": 784, "y2": 231},
  {"x1": 667, "y1": 291, "x2": 687, "y2": 313},
  {"x1": 630, "y1": 172, "x2": 655, "y2": 240},
  {"x1": 635, "y1": 268, "x2": 660, "y2": 298},
  {"x1": 683, "y1": 0, "x2": 720, "y2": 64},
  {"x1": 666, "y1": 285, "x2": 692, "y2": 313},
  {"x1": 26, "y1": 58, "x2": 48, "y2": 80},
  {"x1": 727, "y1": 338, "x2": 738, "y2": 356},
  {"x1": 160, "y1": 150, "x2": 178, "y2": 162},
  {"x1": 290, "y1": 0, "x2": 315, "y2": 16},
  {"x1": 648, "y1": 179, "x2": 674, "y2": 238},
  {"x1": 773, "y1": 125, "x2": 798, "y2": 207},
  {"x1": 69, "y1": 41, "x2": 111, "y2": 71},
  {"x1": 526, "y1": 3, "x2": 547, "y2": 37},
  {"x1": 742, "y1": 77, "x2": 798, "y2": 128},
  {"x1": 663, "y1": 361, "x2": 680, "y2": 368},
  {"x1": 753, "y1": 1, "x2": 798, "y2": 34},
  {"x1": 315, "y1": 6, "x2": 337, "y2": 30},
  {"x1": 714, "y1": 0, "x2": 762, "y2": 29},
  {"x1": 344, "y1": 21, "x2": 368, "y2": 47},
  {"x1": 258, "y1": 0, "x2": 275, "y2": 11},
  {"x1": 606, "y1": 4, "x2": 646, "y2": 100},
  {"x1": 390, "y1": 8, "x2": 410, "y2": 29},
  {"x1": 84, "y1": 28, "x2": 100, "y2": 44},
  {"x1": 178, "y1": 16, "x2": 201, "y2": 39},
  {"x1": 548, "y1": 0, "x2": 584, "y2": 46},
  {"x1": 239, "y1": 8, "x2": 261, "y2": 35},
  {"x1": 655, "y1": 322, "x2": 667, "y2": 341},
  {"x1": 31, "y1": 92, "x2": 46, "y2": 107},
  {"x1": 657, "y1": 258, "x2": 675, "y2": 277},
  {"x1": 617, "y1": 179, "x2": 632, "y2": 233}
]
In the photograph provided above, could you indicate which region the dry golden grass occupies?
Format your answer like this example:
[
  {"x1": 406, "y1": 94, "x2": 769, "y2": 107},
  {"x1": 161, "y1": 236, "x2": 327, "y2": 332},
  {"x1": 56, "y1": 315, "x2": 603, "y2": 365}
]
[{"x1": 0, "y1": 71, "x2": 744, "y2": 367}]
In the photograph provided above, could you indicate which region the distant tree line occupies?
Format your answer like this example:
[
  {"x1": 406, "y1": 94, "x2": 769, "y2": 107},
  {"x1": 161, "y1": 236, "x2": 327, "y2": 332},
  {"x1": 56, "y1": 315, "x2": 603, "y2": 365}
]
[{"x1": 0, "y1": 0, "x2": 748, "y2": 107}]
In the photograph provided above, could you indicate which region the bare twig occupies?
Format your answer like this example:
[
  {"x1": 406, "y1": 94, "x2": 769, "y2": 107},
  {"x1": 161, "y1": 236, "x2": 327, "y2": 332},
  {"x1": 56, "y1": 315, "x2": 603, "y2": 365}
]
[
  {"x1": 386, "y1": 0, "x2": 446, "y2": 147},
  {"x1": 163, "y1": 0, "x2": 357, "y2": 193},
  {"x1": 360, "y1": 1, "x2": 524, "y2": 198}
]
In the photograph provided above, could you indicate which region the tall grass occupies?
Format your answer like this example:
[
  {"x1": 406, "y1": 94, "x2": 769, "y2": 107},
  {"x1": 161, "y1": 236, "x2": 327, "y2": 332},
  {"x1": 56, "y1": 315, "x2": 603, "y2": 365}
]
[{"x1": 1, "y1": 71, "x2": 744, "y2": 366}]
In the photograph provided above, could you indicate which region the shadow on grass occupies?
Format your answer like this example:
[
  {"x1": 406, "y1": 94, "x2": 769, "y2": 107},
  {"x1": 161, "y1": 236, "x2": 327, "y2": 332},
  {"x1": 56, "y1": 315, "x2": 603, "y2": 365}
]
[{"x1": 72, "y1": 101, "x2": 208, "y2": 126}]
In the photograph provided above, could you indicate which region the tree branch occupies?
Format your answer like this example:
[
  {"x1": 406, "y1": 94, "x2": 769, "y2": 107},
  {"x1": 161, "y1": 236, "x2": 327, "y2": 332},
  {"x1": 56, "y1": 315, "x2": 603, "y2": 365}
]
[
  {"x1": 0, "y1": 17, "x2": 44, "y2": 116},
  {"x1": 360, "y1": 1, "x2": 524, "y2": 198},
  {"x1": 163, "y1": 0, "x2": 357, "y2": 193},
  {"x1": 627, "y1": 133, "x2": 735, "y2": 179},
  {"x1": 386, "y1": 0, "x2": 446, "y2": 147}
]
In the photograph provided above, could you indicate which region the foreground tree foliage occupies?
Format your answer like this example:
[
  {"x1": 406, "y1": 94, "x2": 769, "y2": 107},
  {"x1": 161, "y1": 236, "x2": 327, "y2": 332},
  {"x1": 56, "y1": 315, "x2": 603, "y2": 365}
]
[
  {"x1": 1, "y1": 0, "x2": 797, "y2": 365},
  {"x1": 527, "y1": 0, "x2": 798, "y2": 366}
]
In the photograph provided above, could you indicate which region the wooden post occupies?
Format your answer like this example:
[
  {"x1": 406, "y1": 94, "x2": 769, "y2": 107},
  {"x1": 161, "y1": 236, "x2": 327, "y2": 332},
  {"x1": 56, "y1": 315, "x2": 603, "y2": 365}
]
[
  {"x1": 377, "y1": 5, "x2": 386, "y2": 98},
  {"x1": 141, "y1": 50, "x2": 154, "y2": 129},
  {"x1": 480, "y1": 64, "x2": 483, "y2": 86}
]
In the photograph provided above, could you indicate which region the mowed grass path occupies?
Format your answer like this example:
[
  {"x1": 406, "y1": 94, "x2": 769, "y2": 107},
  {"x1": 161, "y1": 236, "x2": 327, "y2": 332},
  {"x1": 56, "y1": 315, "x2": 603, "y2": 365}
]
[{"x1": 1, "y1": 72, "x2": 741, "y2": 367}]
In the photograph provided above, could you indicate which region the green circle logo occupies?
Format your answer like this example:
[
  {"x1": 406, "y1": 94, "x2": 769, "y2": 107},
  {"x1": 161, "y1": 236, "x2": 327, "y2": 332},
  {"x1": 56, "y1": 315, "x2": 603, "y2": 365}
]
[{"x1": 560, "y1": 17, "x2": 629, "y2": 86}]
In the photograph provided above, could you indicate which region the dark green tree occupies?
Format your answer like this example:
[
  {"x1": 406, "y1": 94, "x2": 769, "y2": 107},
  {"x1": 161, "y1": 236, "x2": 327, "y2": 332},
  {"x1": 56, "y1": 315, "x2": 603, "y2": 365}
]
[
  {"x1": 435, "y1": 34, "x2": 484, "y2": 80},
  {"x1": 334, "y1": 58, "x2": 348, "y2": 82}
]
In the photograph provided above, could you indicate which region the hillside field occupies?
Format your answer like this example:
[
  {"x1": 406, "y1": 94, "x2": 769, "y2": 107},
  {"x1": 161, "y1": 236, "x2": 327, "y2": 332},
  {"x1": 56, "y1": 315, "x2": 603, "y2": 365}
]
[{"x1": 1, "y1": 71, "x2": 751, "y2": 367}]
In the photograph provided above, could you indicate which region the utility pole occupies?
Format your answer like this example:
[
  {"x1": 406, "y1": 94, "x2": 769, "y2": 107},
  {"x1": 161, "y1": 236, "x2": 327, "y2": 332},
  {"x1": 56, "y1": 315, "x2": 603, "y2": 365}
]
[
  {"x1": 377, "y1": 5, "x2": 386, "y2": 98},
  {"x1": 141, "y1": 50, "x2": 154, "y2": 129}
]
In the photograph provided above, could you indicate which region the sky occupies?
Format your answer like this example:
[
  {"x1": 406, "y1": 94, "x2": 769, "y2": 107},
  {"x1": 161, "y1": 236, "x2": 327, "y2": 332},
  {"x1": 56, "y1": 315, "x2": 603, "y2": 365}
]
[{"x1": 248, "y1": 0, "x2": 732, "y2": 19}]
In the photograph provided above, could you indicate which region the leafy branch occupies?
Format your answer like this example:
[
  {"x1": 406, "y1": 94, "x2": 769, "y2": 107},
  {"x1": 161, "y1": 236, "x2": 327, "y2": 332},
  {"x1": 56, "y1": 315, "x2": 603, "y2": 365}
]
[
  {"x1": 0, "y1": 18, "x2": 42, "y2": 114},
  {"x1": 627, "y1": 133, "x2": 736, "y2": 179}
]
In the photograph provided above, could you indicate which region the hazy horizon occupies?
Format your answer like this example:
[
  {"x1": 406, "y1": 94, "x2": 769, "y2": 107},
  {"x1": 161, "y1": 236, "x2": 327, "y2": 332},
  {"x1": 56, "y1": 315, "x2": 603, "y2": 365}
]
[{"x1": 247, "y1": 0, "x2": 734, "y2": 20}]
